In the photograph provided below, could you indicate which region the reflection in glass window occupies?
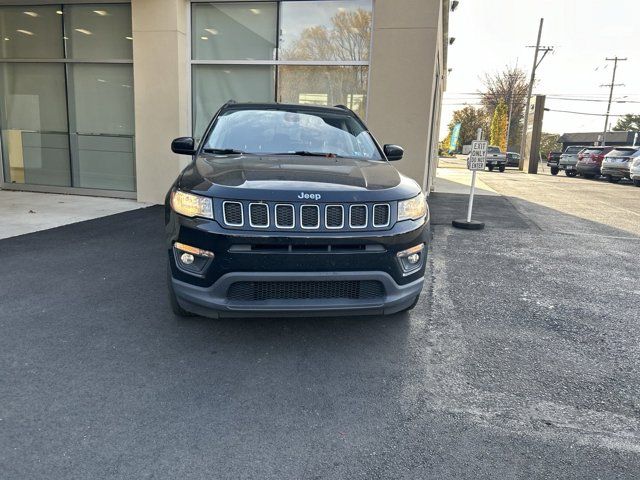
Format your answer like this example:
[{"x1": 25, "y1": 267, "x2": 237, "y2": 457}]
[
  {"x1": 278, "y1": 66, "x2": 368, "y2": 119},
  {"x1": 192, "y1": 65, "x2": 275, "y2": 140},
  {"x1": 64, "y1": 4, "x2": 133, "y2": 59},
  {"x1": 279, "y1": 0, "x2": 372, "y2": 61},
  {"x1": 192, "y1": 2, "x2": 277, "y2": 60},
  {"x1": 0, "y1": 63, "x2": 70, "y2": 186},
  {"x1": 0, "y1": 6, "x2": 63, "y2": 59},
  {"x1": 67, "y1": 64, "x2": 135, "y2": 191}
]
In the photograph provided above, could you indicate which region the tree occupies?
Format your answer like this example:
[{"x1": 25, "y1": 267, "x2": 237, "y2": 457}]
[
  {"x1": 539, "y1": 133, "x2": 561, "y2": 158},
  {"x1": 443, "y1": 106, "x2": 490, "y2": 153},
  {"x1": 490, "y1": 100, "x2": 508, "y2": 151},
  {"x1": 612, "y1": 114, "x2": 640, "y2": 132},
  {"x1": 480, "y1": 66, "x2": 529, "y2": 151}
]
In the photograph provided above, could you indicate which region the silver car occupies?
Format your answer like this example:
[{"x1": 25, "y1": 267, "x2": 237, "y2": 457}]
[
  {"x1": 601, "y1": 147, "x2": 638, "y2": 183},
  {"x1": 558, "y1": 145, "x2": 588, "y2": 177},
  {"x1": 628, "y1": 149, "x2": 640, "y2": 187}
]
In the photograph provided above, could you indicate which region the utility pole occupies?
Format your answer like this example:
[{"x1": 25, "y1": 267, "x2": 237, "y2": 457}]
[
  {"x1": 519, "y1": 18, "x2": 554, "y2": 170},
  {"x1": 600, "y1": 56, "x2": 626, "y2": 146}
]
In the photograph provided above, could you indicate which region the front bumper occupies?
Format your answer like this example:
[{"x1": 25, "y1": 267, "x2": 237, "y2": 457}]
[
  {"x1": 166, "y1": 209, "x2": 430, "y2": 317},
  {"x1": 172, "y1": 271, "x2": 424, "y2": 318},
  {"x1": 558, "y1": 162, "x2": 576, "y2": 171}
]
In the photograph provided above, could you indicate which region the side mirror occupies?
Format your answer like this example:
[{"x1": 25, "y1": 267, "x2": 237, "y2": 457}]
[
  {"x1": 383, "y1": 144, "x2": 404, "y2": 161},
  {"x1": 171, "y1": 137, "x2": 196, "y2": 155}
]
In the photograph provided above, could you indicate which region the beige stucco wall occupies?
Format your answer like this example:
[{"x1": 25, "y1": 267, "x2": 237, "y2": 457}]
[
  {"x1": 130, "y1": 0, "x2": 445, "y2": 204},
  {"x1": 367, "y1": 0, "x2": 444, "y2": 193},
  {"x1": 132, "y1": 0, "x2": 190, "y2": 204}
]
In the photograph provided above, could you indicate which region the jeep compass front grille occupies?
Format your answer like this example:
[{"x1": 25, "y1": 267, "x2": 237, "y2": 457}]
[
  {"x1": 227, "y1": 280, "x2": 385, "y2": 301},
  {"x1": 221, "y1": 201, "x2": 393, "y2": 231}
]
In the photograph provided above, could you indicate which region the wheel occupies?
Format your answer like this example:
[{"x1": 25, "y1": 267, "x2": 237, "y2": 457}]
[
  {"x1": 487, "y1": 165, "x2": 494, "y2": 172},
  {"x1": 167, "y1": 264, "x2": 194, "y2": 317},
  {"x1": 565, "y1": 170, "x2": 577, "y2": 177},
  {"x1": 551, "y1": 166, "x2": 559, "y2": 175},
  {"x1": 633, "y1": 179, "x2": 640, "y2": 187},
  {"x1": 499, "y1": 165, "x2": 506, "y2": 172},
  {"x1": 607, "y1": 175, "x2": 620, "y2": 183}
]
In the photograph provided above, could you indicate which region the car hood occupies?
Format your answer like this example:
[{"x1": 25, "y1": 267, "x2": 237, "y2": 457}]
[{"x1": 178, "y1": 154, "x2": 422, "y2": 202}]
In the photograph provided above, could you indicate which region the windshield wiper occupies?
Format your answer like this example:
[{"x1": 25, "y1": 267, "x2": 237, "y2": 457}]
[
  {"x1": 270, "y1": 151, "x2": 343, "y2": 158},
  {"x1": 203, "y1": 148, "x2": 247, "y2": 155}
]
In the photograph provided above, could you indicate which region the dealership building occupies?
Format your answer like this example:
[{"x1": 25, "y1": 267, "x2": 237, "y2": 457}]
[{"x1": 0, "y1": 0, "x2": 449, "y2": 204}]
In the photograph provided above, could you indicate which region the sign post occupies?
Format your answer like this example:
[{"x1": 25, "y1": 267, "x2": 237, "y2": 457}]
[{"x1": 452, "y1": 129, "x2": 487, "y2": 230}]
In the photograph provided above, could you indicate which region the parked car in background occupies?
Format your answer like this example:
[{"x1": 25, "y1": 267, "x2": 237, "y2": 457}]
[
  {"x1": 576, "y1": 146, "x2": 613, "y2": 179},
  {"x1": 600, "y1": 147, "x2": 638, "y2": 183},
  {"x1": 558, "y1": 145, "x2": 588, "y2": 177},
  {"x1": 486, "y1": 146, "x2": 506, "y2": 172},
  {"x1": 546, "y1": 151, "x2": 562, "y2": 175},
  {"x1": 627, "y1": 149, "x2": 640, "y2": 187},
  {"x1": 506, "y1": 151, "x2": 521, "y2": 168}
]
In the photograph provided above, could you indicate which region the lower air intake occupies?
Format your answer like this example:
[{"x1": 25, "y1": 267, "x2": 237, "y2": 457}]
[{"x1": 227, "y1": 280, "x2": 384, "y2": 301}]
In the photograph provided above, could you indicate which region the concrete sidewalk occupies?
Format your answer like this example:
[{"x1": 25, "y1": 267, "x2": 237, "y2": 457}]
[{"x1": 0, "y1": 190, "x2": 146, "y2": 239}]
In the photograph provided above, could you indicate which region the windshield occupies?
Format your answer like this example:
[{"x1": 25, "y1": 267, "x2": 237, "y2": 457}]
[
  {"x1": 487, "y1": 146, "x2": 501, "y2": 153},
  {"x1": 203, "y1": 108, "x2": 383, "y2": 160},
  {"x1": 607, "y1": 148, "x2": 637, "y2": 157},
  {"x1": 564, "y1": 146, "x2": 584, "y2": 154}
]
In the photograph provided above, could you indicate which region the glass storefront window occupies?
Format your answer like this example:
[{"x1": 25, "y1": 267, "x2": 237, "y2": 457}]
[
  {"x1": 0, "y1": 6, "x2": 64, "y2": 59},
  {"x1": 279, "y1": 0, "x2": 372, "y2": 61},
  {"x1": 64, "y1": 4, "x2": 133, "y2": 59},
  {"x1": 67, "y1": 64, "x2": 135, "y2": 191},
  {"x1": 0, "y1": 4, "x2": 135, "y2": 193},
  {"x1": 192, "y1": 2, "x2": 277, "y2": 61},
  {"x1": 0, "y1": 63, "x2": 70, "y2": 186},
  {"x1": 190, "y1": 1, "x2": 373, "y2": 136},
  {"x1": 278, "y1": 66, "x2": 368, "y2": 119},
  {"x1": 192, "y1": 65, "x2": 275, "y2": 139}
]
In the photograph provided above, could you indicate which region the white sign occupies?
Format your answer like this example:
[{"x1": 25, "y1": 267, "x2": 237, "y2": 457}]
[{"x1": 467, "y1": 140, "x2": 488, "y2": 171}]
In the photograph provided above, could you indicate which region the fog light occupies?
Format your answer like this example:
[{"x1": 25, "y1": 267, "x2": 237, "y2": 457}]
[
  {"x1": 407, "y1": 253, "x2": 420, "y2": 264},
  {"x1": 180, "y1": 253, "x2": 195, "y2": 265},
  {"x1": 397, "y1": 244, "x2": 425, "y2": 275}
]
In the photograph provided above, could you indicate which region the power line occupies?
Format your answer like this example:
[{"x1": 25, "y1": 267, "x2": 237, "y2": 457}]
[{"x1": 544, "y1": 108, "x2": 630, "y2": 117}]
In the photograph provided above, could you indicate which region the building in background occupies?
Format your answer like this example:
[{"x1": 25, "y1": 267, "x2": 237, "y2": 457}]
[
  {"x1": 0, "y1": 0, "x2": 449, "y2": 204},
  {"x1": 558, "y1": 131, "x2": 639, "y2": 151}
]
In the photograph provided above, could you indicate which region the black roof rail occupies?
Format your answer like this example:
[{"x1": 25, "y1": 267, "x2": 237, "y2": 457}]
[
  {"x1": 222, "y1": 99, "x2": 237, "y2": 108},
  {"x1": 334, "y1": 104, "x2": 350, "y2": 110}
]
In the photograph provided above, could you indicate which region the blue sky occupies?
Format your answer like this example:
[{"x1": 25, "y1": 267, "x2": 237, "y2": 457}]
[{"x1": 441, "y1": 0, "x2": 640, "y2": 138}]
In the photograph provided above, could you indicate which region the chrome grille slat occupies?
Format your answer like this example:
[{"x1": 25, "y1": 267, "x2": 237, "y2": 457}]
[
  {"x1": 249, "y1": 203, "x2": 269, "y2": 228},
  {"x1": 275, "y1": 204, "x2": 295, "y2": 228},
  {"x1": 300, "y1": 205, "x2": 320, "y2": 229},
  {"x1": 325, "y1": 205, "x2": 344, "y2": 229},
  {"x1": 349, "y1": 204, "x2": 368, "y2": 228},
  {"x1": 372, "y1": 204, "x2": 390, "y2": 227},
  {"x1": 223, "y1": 201, "x2": 243, "y2": 226}
]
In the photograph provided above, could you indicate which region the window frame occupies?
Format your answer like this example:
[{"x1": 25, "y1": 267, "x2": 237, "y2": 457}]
[{"x1": 188, "y1": 0, "x2": 374, "y2": 138}]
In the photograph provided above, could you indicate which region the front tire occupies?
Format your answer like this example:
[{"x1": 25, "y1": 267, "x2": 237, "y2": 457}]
[
  {"x1": 633, "y1": 179, "x2": 640, "y2": 187},
  {"x1": 566, "y1": 170, "x2": 577, "y2": 177},
  {"x1": 607, "y1": 175, "x2": 620, "y2": 183},
  {"x1": 487, "y1": 165, "x2": 494, "y2": 172},
  {"x1": 167, "y1": 265, "x2": 194, "y2": 317},
  {"x1": 551, "y1": 166, "x2": 559, "y2": 175},
  {"x1": 499, "y1": 165, "x2": 506, "y2": 172}
]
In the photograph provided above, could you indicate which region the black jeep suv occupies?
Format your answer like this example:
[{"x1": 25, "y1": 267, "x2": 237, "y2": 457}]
[{"x1": 165, "y1": 102, "x2": 430, "y2": 318}]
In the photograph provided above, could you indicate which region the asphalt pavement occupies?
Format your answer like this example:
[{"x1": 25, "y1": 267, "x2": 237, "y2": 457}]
[{"x1": 1, "y1": 177, "x2": 639, "y2": 478}]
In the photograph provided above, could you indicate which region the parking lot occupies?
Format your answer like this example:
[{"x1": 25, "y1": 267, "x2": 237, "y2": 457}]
[{"x1": 1, "y1": 167, "x2": 639, "y2": 478}]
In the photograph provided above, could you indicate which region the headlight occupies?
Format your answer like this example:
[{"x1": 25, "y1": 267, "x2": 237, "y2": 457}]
[
  {"x1": 170, "y1": 190, "x2": 213, "y2": 219},
  {"x1": 398, "y1": 192, "x2": 427, "y2": 221}
]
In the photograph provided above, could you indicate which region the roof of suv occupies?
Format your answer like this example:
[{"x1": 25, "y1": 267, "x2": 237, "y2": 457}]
[{"x1": 219, "y1": 101, "x2": 356, "y2": 115}]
